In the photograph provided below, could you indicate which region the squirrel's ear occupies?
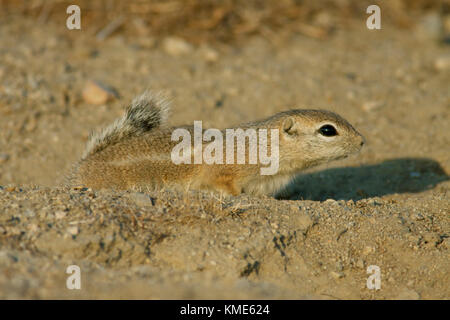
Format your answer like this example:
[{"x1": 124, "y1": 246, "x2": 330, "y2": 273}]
[{"x1": 282, "y1": 117, "x2": 297, "y2": 136}]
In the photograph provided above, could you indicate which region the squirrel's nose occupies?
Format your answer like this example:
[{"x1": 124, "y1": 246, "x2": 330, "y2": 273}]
[{"x1": 359, "y1": 136, "x2": 366, "y2": 147}]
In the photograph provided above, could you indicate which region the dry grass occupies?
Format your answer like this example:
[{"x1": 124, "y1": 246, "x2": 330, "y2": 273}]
[{"x1": 0, "y1": 0, "x2": 447, "y2": 43}]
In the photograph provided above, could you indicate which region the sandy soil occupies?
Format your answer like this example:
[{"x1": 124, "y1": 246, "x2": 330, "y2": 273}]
[{"x1": 0, "y1": 14, "x2": 449, "y2": 299}]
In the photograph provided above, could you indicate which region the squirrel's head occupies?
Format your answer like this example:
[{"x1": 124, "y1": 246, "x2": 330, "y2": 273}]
[{"x1": 277, "y1": 109, "x2": 364, "y2": 168}]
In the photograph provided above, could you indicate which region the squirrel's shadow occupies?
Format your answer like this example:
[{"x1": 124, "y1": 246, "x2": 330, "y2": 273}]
[{"x1": 280, "y1": 158, "x2": 449, "y2": 201}]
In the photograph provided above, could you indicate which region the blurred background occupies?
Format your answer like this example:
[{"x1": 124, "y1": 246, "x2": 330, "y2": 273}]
[{"x1": 1, "y1": 0, "x2": 449, "y2": 43}]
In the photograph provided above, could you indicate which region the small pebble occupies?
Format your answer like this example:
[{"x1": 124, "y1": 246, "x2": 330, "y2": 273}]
[
  {"x1": 82, "y1": 80, "x2": 117, "y2": 105},
  {"x1": 362, "y1": 246, "x2": 375, "y2": 255},
  {"x1": 434, "y1": 55, "x2": 450, "y2": 71},
  {"x1": 330, "y1": 271, "x2": 345, "y2": 279},
  {"x1": 128, "y1": 192, "x2": 155, "y2": 207},
  {"x1": 356, "y1": 259, "x2": 365, "y2": 269},
  {"x1": 67, "y1": 226, "x2": 79, "y2": 236},
  {"x1": 199, "y1": 46, "x2": 219, "y2": 63},
  {"x1": 55, "y1": 211, "x2": 67, "y2": 219},
  {"x1": 162, "y1": 37, "x2": 193, "y2": 56}
]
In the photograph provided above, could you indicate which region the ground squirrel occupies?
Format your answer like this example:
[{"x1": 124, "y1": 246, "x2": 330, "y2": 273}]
[{"x1": 68, "y1": 91, "x2": 365, "y2": 196}]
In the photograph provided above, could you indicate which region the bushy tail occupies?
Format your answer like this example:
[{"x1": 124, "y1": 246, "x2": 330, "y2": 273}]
[{"x1": 82, "y1": 91, "x2": 170, "y2": 159}]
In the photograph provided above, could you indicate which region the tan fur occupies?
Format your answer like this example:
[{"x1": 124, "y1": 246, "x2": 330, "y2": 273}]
[{"x1": 67, "y1": 92, "x2": 365, "y2": 197}]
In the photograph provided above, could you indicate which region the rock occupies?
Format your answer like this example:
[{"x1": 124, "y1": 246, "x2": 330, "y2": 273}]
[
  {"x1": 24, "y1": 209, "x2": 35, "y2": 218},
  {"x1": 67, "y1": 226, "x2": 79, "y2": 236},
  {"x1": 434, "y1": 55, "x2": 450, "y2": 71},
  {"x1": 362, "y1": 246, "x2": 375, "y2": 255},
  {"x1": 28, "y1": 224, "x2": 38, "y2": 232},
  {"x1": 330, "y1": 271, "x2": 345, "y2": 279},
  {"x1": 314, "y1": 11, "x2": 334, "y2": 28},
  {"x1": 82, "y1": 80, "x2": 118, "y2": 105},
  {"x1": 412, "y1": 212, "x2": 424, "y2": 221},
  {"x1": 128, "y1": 192, "x2": 155, "y2": 207},
  {"x1": 356, "y1": 259, "x2": 365, "y2": 269},
  {"x1": 366, "y1": 198, "x2": 381, "y2": 206},
  {"x1": 55, "y1": 211, "x2": 67, "y2": 219},
  {"x1": 162, "y1": 37, "x2": 193, "y2": 56},
  {"x1": 199, "y1": 46, "x2": 219, "y2": 63}
]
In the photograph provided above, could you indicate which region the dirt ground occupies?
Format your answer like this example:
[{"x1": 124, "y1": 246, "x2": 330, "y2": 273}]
[{"x1": 0, "y1": 6, "x2": 449, "y2": 299}]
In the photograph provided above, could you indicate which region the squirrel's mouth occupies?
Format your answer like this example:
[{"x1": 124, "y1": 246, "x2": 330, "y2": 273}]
[
  {"x1": 335, "y1": 154, "x2": 349, "y2": 161},
  {"x1": 349, "y1": 142, "x2": 364, "y2": 155}
]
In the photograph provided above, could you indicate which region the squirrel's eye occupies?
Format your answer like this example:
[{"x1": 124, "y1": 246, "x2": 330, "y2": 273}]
[{"x1": 319, "y1": 125, "x2": 337, "y2": 137}]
